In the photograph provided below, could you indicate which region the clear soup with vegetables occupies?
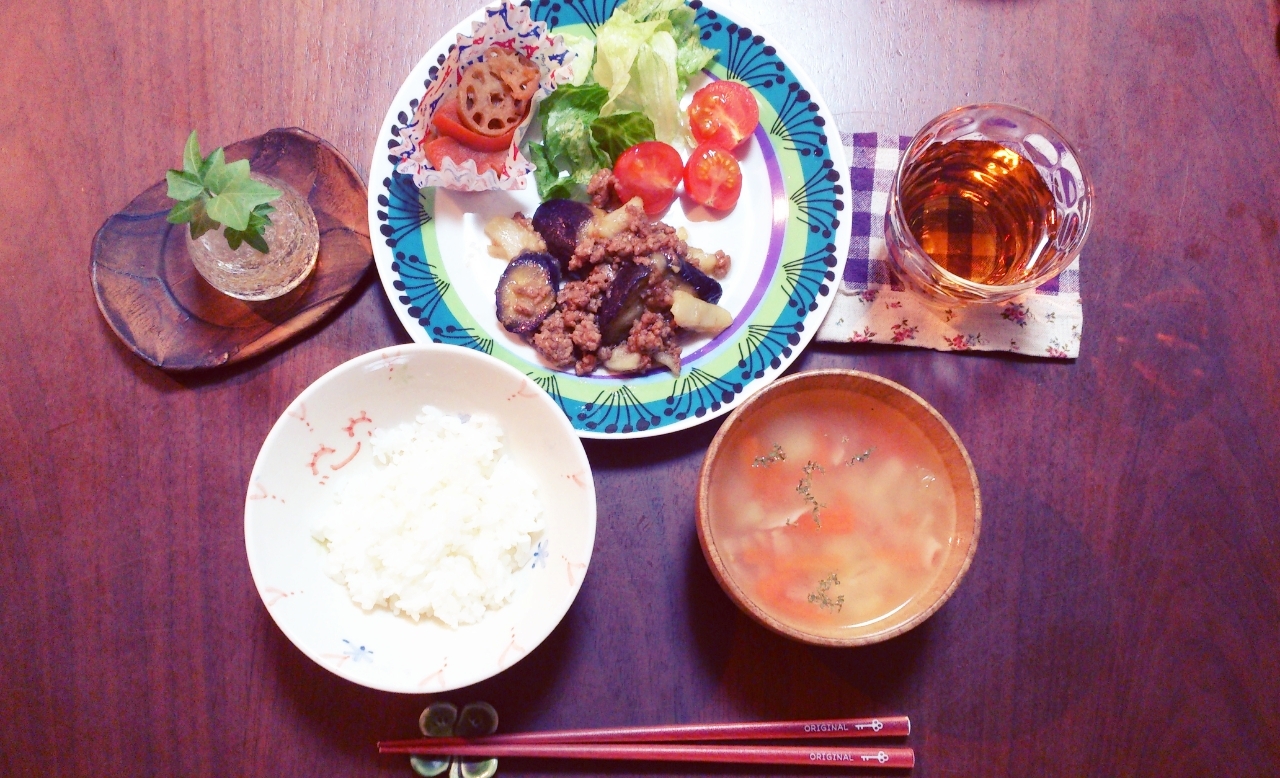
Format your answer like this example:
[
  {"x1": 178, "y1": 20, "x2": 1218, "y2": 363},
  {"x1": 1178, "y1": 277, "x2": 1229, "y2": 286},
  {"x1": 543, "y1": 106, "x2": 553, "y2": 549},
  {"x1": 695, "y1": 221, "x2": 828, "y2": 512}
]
[{"x1": 706, "y1": 388, "x2": 958, "y2": 638}]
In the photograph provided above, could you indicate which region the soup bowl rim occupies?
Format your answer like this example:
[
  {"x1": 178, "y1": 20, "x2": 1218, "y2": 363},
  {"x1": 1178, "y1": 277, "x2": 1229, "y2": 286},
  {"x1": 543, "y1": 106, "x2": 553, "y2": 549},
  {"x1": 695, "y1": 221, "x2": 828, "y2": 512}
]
[{"x1": 695, "y1": 368, "x2": 982, "y2": 647}]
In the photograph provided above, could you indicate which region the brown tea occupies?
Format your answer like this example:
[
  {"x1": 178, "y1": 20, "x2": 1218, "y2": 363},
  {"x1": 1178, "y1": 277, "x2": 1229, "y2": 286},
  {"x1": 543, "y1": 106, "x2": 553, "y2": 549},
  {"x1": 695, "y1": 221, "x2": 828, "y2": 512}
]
[{"x1": 898, "y1": 139, "x2": 1058, "y2": 286}]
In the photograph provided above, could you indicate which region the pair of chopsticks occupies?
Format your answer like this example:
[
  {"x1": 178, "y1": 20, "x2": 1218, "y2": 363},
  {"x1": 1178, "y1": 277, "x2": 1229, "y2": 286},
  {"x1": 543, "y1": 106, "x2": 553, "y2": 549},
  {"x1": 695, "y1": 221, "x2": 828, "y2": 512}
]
[{"x1": 379, "y1": 716, "x2": 914, "y2": 770}]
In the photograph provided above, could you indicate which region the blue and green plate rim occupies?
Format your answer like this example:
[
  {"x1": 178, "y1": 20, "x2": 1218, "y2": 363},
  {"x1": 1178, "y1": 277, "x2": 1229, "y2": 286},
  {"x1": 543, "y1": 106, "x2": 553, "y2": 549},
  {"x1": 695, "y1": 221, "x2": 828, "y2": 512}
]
[{"x1": 371, "y1": 0, "x2": 850, "y2": 438}]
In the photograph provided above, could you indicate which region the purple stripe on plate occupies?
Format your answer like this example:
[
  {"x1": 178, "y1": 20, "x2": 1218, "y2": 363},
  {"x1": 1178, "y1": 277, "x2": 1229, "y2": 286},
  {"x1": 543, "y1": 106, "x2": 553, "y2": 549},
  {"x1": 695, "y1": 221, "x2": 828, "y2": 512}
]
[{"x1": 682, "y1": 117, "x2": 787, "y2": 364}]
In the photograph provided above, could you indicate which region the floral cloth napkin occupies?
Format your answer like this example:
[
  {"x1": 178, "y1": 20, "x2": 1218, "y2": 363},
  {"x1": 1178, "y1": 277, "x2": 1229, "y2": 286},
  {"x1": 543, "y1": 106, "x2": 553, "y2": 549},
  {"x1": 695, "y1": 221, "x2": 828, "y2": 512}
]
[{"x1": 815, "y1": 132, "x2": 1083, "y2": 358}]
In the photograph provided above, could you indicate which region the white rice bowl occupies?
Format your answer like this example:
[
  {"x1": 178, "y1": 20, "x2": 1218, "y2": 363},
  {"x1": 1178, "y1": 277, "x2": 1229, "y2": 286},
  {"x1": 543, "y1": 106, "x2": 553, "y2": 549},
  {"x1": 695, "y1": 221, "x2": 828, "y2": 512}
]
[
  {"x1": 313, "y1": 406, "x2": 544, "y2": 627},
  {"x1": 245, "y1": 344, "x2": 596, "y2": 693}
]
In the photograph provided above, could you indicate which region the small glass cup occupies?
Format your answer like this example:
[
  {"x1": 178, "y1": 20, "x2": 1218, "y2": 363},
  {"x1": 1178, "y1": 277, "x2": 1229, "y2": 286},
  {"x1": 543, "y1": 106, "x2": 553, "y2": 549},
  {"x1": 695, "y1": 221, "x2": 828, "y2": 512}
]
[
  {"x1": 186, "y1": 173, "x2": 319, "y2": 301},
  {"x1": 885, "y1": 103, "x2": 1092, "y2": 304}
]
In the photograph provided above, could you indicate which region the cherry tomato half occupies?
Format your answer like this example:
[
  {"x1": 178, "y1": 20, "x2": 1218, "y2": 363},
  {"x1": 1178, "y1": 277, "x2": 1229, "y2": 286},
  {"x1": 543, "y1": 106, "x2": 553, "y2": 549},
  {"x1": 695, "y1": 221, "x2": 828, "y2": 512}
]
[
  {"x1": 613, "y1": 141, "x2": 684, "y2": 216},
  {"x1": 687, "y1": 80, "x2": 760, "y2": 151},
  {"x1": 683, "y1": 144, "x2": 742, "y2": 211},
  {"x1": 432, "y1": 97, "x2": 516, "y2": 152}
]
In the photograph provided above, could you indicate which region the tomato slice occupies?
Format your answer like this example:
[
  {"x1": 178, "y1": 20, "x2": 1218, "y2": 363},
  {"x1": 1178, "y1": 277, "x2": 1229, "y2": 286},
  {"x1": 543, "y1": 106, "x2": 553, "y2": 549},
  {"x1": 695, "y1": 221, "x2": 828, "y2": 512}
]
[
  {"x1": 424, "y1": 136, "x2": 507, "y2": 175},
  {"x1": 688, "y1": 80, "x2": 760, "y2": 151},
  {"x1": 432, "y1": 97, "x2": 516, "y2": 152},
  {"x1": 613, "y1": 141, "x2": 684, "y2": 216},
  {"x1": 683, "y1": 144, "x2": 742, "y2": 211}
]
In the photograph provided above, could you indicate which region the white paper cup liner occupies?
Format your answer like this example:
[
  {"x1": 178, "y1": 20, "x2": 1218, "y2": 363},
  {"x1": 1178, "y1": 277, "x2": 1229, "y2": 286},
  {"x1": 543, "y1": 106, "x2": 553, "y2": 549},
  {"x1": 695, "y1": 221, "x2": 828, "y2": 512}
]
[{"x1": 391, "y1": 2, "x2": 577, "y2": 192}]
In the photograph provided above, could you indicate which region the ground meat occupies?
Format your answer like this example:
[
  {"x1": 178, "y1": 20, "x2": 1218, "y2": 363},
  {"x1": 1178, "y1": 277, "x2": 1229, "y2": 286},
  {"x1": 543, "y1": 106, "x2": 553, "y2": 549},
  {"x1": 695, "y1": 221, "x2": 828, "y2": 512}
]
[
  {"x1": 627, "y1": 311, "x2": 677, "y2": 359},
  {"x1": 687, "y1": 246, "x2": 732, "y2": 278},
  {"x1": 655, "y1": 348, "x2": 681, "y2": 374},
  {"x1": 618, "y1": 218, "x2": 685, "y2": 263},
  {"x1": 570, "y1": 201, "x2": 680, "y2": 270},
  {"x1": 557, "y1": 281, "x2": 593, "y2": 313},
  {"x1": 587, "y1": 168, "x2": 619, "y2": 210},
  {"x1": 558, "y1": 264, "x2": 614, "y2": 314},
  {"x1": 531, "y1": 311, "x2": 575, "y2": 368},
  {"x1": 710, "y1": 250, "x2": 731, "y2": 278},
  {"x1": 508, "y1": 196, "x2": 726, "y2": 376},
  {"x1": 510, "y1": 277, "x2": 554, "y2": 317},
  {"x1": 574, "y1": 352, "x2": 598, "y2": 376},
  {"x1": 566, "y1": 309, "x2": 601, "y2": 353},
  {"x1": 585, "y1": 262, "x2": 615, "y2": 293},
  {"x1": 570, "y1": 239, "x2": 606, "y2": 272},
  {"x1": 531, "y1": 307, "x2": 604, "y2": 374},
  {"x1": 577, "y1": 219, "x2": 684, "y2": 270},
  {"x1": 640, "y1": 274, "x2": 674, "y2": 310}
]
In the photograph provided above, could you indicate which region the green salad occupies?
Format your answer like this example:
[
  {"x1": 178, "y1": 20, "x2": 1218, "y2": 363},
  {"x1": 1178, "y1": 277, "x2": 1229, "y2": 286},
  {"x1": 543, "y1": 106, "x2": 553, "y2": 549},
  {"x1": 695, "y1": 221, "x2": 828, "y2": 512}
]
[{"x1": 526, "y1": 0, "x2": 718, "y2": 200}]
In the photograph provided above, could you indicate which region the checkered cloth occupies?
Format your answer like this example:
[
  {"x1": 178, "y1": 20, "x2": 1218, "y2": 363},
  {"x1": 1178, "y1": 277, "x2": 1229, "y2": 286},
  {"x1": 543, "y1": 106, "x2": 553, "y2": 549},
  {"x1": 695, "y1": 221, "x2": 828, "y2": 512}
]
[
  {"x1": 816, "y1": 132, "x2": 1083, "y2": 358},
  {"x1": 910, "y1": 189, "x2": 1004, "y2": 283}
]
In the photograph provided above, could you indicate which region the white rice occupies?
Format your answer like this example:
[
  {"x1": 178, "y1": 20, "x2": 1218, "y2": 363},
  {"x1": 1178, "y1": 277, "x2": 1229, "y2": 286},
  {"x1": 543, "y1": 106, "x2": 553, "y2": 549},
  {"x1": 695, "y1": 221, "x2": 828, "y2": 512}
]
[{"x1": 312, "y1": 405, "x2": 544, "y2": 627}]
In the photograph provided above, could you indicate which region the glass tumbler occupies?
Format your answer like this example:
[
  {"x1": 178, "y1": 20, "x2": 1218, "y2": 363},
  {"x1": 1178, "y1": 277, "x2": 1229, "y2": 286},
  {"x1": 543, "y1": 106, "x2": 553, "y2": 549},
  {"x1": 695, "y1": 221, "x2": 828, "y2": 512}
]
[
  {"x1": 185, "y1": 173, "x2": 319, "y2": 301},
  {"x1": 885, "y1": 104, "x2": 1092, "y2": 304}
]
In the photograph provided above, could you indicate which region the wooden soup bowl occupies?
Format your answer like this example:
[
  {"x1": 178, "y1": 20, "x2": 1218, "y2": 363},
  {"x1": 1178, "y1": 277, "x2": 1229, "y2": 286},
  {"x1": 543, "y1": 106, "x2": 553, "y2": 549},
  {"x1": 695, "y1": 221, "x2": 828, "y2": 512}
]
[{"x1": 696, "y1": 369, "x2": 981, "y2": 646}]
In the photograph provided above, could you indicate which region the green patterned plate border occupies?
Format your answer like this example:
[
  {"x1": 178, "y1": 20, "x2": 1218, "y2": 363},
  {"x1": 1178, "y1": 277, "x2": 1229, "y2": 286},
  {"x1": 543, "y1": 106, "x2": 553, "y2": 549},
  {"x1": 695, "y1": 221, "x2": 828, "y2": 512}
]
[{"x1": 369, "y1": 0, "x2": 850, "y2": 439}]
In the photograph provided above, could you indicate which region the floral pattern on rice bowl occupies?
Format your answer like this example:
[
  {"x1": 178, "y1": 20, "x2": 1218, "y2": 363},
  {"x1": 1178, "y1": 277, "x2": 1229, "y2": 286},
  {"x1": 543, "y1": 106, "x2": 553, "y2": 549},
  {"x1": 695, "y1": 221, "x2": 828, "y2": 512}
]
[{"x1": 244, "y1": 344, "x2": 596, "y2": 693}]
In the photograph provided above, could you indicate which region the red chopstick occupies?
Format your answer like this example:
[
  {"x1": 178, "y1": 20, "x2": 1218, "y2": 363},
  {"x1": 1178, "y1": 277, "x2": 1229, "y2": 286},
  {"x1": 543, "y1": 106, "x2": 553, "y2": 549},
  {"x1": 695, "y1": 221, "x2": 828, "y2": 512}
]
[
  {"x1": 378, "y1": 742, "x2": 915, "y2": 769},
  {"x1": 379, "y1": 715, "x2": 909, "y2": 749}
]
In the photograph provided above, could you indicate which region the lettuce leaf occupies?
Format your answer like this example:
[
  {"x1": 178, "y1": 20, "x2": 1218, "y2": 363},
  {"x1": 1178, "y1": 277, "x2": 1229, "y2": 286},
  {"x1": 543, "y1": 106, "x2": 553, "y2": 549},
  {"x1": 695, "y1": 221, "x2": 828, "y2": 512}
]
[
  {"x1": 540, "y1": 84, "x2": 611, "y2": 173},
  {"x1": 619, "y1": 0, "x2": 683, "y2": 19},
  {"x1": 594, "y1": 10, "x2": 667, "y2": 110},
  {"x1": 667, "y1": 5, "x2": 717, "y2": 89},
  {"x1": 591, "y1": 111, "x2": 657, "y2": 164},
  {"x1": 527, "y1": 84, "x2": 655, "y2": 199},
  {"x1": 527, "y1": 1, "x2": 713, "y2": 197},
  {"x1": 594, "y1": 1, "x2": 719, "y2": 143},
  {"x1": 559, "y1": 31, "x2": 597, "y2": 86},
  {"x1": 619, "y1": 0, "x2": 718, "y2": 87},
  {"x1": 617, "y1": 31, "x2": 682, "y2": 143},
  {"x1": 525, "y1": 142, "x2": 563, "y2": 199}
]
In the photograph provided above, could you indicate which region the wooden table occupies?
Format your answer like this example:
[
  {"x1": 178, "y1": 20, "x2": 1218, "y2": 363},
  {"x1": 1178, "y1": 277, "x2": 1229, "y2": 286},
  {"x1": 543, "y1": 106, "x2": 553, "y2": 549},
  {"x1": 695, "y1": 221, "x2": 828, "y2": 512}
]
[{"x1": 3, "y1": 1, "x2": 1278, "y2": 775}]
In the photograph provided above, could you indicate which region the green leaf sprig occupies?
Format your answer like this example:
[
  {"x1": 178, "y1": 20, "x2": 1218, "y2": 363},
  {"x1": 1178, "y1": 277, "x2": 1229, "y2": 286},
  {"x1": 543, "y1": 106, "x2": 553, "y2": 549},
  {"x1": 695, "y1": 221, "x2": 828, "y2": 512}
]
[{"x1": 166, "y1": 131, "x2": 282, "y2": 253}]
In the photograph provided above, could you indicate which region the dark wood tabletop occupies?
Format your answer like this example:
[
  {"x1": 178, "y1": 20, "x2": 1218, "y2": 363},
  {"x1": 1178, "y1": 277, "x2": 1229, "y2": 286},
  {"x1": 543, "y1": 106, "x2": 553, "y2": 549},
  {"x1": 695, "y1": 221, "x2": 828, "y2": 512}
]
[{"x1": 3, "y1": 0, "x2": 1278, "y2": 775}]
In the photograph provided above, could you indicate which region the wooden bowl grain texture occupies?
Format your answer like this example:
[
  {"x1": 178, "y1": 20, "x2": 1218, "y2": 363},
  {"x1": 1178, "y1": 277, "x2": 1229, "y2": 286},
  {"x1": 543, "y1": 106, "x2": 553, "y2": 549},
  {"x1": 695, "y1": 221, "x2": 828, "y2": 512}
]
[
  {"x1": 696, "y1": 369, "x2": 982, "y2": 647},
  {"x1": 90, "y1": 127, "x2": 372, "y2": 370}
]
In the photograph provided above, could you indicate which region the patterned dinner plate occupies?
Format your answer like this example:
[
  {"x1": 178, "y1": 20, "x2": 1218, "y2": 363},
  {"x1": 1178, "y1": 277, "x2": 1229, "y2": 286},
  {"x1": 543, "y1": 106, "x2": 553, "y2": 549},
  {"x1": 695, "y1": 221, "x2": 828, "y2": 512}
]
[{"x1": 368, "y1": 0, "x2": 851, "y2": 439}]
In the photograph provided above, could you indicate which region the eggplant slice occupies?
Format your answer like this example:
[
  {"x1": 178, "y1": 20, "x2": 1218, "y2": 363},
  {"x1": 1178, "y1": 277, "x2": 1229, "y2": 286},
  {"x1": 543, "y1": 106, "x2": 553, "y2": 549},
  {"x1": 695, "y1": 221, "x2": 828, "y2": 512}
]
[
  {"x1": 597, "y1": 260, "x2": 654, "y2": 346},
  {"x1": 677, "y1": 260, "x2": 723, "y2": 304},
  {"x1": 496, "y1": 252, "x2": 561, "y2": 334},
  {"x1": 531, "y1": 199, "x2": 593, "y2": 269}
]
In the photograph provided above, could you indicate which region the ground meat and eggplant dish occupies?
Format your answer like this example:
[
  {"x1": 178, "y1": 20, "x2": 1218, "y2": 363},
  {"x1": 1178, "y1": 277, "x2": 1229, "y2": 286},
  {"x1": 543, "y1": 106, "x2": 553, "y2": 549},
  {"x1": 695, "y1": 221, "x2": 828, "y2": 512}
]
[{"x1": 487, "y1": 171, "x2": 732, "y2": 376}]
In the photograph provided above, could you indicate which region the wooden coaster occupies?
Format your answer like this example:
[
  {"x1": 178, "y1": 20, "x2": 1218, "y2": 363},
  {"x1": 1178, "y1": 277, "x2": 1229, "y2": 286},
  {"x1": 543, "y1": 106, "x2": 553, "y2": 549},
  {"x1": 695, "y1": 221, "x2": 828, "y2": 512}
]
[{"x1": 91, "y1": 127, "x2": 373, "y2": 370}]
